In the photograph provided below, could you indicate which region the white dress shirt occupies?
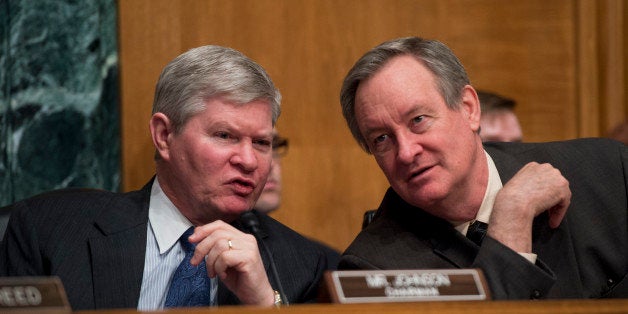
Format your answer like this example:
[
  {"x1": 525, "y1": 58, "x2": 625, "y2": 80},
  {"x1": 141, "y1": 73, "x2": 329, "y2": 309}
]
[{"x1": 137, "y1": 178, "x2": 217, "y2": 310}]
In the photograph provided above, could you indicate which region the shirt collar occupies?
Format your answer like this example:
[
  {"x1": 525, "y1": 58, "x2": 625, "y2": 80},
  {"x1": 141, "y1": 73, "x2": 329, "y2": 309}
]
[
  {"x1": 454, "y1": 150, "x2": 503, "y2": 235},
  {"x1": 149, "y1": 177, "x2": 193, "y2": 254}
]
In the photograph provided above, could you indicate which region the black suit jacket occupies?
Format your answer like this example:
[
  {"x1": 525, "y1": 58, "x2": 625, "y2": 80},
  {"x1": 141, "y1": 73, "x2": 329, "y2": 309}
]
[
  {"x1": 0, "y1": 180, "x2": 327, "y2": 310},
  {"x1": 340, "y1": 138, "x2": 628, "y2": 299}
]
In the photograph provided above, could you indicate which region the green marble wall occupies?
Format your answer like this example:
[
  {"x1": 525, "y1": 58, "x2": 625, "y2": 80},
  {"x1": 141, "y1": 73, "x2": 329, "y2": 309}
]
[{"x1": 0, "y1": 0, "x2": 120, "y2": 206}]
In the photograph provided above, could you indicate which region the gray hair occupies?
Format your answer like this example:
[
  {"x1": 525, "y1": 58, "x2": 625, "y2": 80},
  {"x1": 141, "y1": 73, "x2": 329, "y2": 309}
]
[
  {"x1": 153, "y1": 45, "x2": 281, "y2": 133},
  {"x1": 340, "y1": 37, "x2": 470, "y2": 153}
]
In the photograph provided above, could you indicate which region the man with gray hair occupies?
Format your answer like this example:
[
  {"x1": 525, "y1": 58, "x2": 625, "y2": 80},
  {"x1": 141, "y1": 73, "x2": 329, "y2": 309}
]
[
  {"x1": 1, "y1": 45, "x2": 327, "y2": 310},
  {"x1": 339, "y1": 37, "x2": 627, "y2": 299}
]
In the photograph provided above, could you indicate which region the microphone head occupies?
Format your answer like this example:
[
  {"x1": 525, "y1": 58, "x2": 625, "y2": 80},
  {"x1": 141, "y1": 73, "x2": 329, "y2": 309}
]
[{"x1": 240, "y1": 210, "x2": 261, "y2": 235}]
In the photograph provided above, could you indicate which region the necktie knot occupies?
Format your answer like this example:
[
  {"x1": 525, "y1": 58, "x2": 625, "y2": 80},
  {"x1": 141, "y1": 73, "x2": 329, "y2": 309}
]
[
  {"x1": 466, "y1": 220, "x2": 488, "y2": 246},
  {"x1": 179, "y1": 227, "x2": 196, "y2": 253}
]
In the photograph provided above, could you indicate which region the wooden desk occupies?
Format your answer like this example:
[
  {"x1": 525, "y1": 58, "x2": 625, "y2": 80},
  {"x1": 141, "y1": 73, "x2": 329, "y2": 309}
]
[{"x1": 74, "y1": 299, "x2": 628, "y2": 314}]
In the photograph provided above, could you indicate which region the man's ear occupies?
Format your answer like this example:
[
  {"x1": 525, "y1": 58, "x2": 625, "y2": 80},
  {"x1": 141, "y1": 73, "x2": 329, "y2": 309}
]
[
  {"x1": 149, "y1": 112, "x2": 174, "y2": 161},
  {"x1": 460, "y1": 85, "x2": 481, "y2": 132}
]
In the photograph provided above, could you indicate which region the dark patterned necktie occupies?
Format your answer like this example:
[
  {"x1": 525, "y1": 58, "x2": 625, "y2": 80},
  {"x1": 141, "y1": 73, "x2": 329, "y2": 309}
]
[
  {"x1": 164, "y1": 227, "x2": 210, "y2": 307},
  {"x1": 466, "y1": 221, "x2": 488, "y2": 246}
]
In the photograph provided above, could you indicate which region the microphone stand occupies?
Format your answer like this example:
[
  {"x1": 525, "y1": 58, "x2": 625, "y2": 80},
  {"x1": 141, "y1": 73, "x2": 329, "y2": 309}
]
[{"x1": 240, "y1": 211, "x2": 289, "y2": 306}]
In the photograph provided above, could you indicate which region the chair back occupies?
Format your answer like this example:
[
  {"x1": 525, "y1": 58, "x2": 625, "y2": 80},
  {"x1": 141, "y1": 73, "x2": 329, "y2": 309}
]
[{"x1": 362, "y1": 209, "x2": 377, "y2": 229}]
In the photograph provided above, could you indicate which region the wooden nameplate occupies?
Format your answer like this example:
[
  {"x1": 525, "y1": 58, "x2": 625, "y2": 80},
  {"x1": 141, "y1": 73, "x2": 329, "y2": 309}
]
[
  {"x1": 325, "y1": 269, "x2": 490, "y2": 303},
  {"x1": 0, "y1": 277, "x2": 70, "y2": 313}
]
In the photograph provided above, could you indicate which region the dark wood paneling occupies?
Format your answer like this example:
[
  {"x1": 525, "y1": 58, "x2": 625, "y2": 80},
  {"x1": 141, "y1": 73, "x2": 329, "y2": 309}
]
[{"x1": 118, "y1": 0, "x2": 626, "y2": 252}]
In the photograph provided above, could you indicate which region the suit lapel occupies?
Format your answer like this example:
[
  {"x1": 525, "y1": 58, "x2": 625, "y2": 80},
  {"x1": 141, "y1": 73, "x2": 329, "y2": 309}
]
[
  {"x1": 484, "y1": 144, "x2": 528, "y2": 183},
  {"x1": 430, "y1": 228, "x2": 480, "y2": 268},
  {"x1": 382, "y1": 189, "x2": 483, "y2": 269},
  {"x1": 90, "y1": 182, "x2": 151, "y2": 309},
  {"x1": 90, "y1": 224, "x2": 147, "y2": 308}
]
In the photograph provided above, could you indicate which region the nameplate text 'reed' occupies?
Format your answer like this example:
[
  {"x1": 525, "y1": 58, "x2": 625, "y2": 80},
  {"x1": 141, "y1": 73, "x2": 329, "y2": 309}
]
[{"x1": 0, "y1": 277, "x2": 70, "y2": 314}]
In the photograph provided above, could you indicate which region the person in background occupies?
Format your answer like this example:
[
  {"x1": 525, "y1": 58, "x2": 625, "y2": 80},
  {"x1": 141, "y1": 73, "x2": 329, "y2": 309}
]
[
  {"x1": 252, "y1": 131, "x2": 287, "y2": 215},
  {"x1": 338, "y1": 36, "x2": 627, "y2": 299},
  {"x1": 254, "y1": 130, "x2": 341, "y2": 269},
  {"x1": 477, "y1": 90, "x2": 523, "y2": 142},
  {"x1": 1, "y1": 45, "x2": 328, "y2": 310}
]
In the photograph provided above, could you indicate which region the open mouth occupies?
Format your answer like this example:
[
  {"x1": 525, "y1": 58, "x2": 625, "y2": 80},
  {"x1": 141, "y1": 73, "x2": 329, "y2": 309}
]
[
  {"x1": 408, "y1": 165, "x2": 434, "y2": 182},
  {"x1": 230, "y1": 178, "x2": 256, "y2": 195}
]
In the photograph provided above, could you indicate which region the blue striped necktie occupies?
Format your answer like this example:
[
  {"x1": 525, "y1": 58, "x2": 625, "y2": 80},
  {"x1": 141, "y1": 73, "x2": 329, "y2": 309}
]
[{"x1": 164, "y1": 227, "x2": 210, "y2": 307}]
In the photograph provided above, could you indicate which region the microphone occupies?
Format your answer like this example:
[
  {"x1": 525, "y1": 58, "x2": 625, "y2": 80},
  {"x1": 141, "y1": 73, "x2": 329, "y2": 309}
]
[
  {"x1": 240, "y1": 210, "x2": 289, "y2": 306},
  {"x1": 240, "y1": 210, "x2": 262, "y2": 235}
]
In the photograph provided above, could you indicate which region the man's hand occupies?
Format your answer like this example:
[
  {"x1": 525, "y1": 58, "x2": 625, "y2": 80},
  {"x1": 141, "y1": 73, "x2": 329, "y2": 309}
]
[
  {"x1": 188, "y1": 221, "x2": 275, "y2": 306},
  {"x1": 488, "y1": 162, "x2": 571, "y2": 253}
]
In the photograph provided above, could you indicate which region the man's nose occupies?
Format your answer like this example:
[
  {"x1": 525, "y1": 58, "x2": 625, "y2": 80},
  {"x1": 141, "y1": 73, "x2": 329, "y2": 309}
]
[
  {"x1": 231, "y1": 141, "x2": 258, "y2": 172},
  {"x1": 396, "y1": 132, "x2": 423, "y2": 164}
]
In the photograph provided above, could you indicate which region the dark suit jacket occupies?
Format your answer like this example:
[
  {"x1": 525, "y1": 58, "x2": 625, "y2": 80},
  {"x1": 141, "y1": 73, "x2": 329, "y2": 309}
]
[
  {"x1": 0, "y1": 180, "x2": 327, "y2": 310},
  {"x1": 340, "y1": 138, "x2": 628, "y2": 299}
]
